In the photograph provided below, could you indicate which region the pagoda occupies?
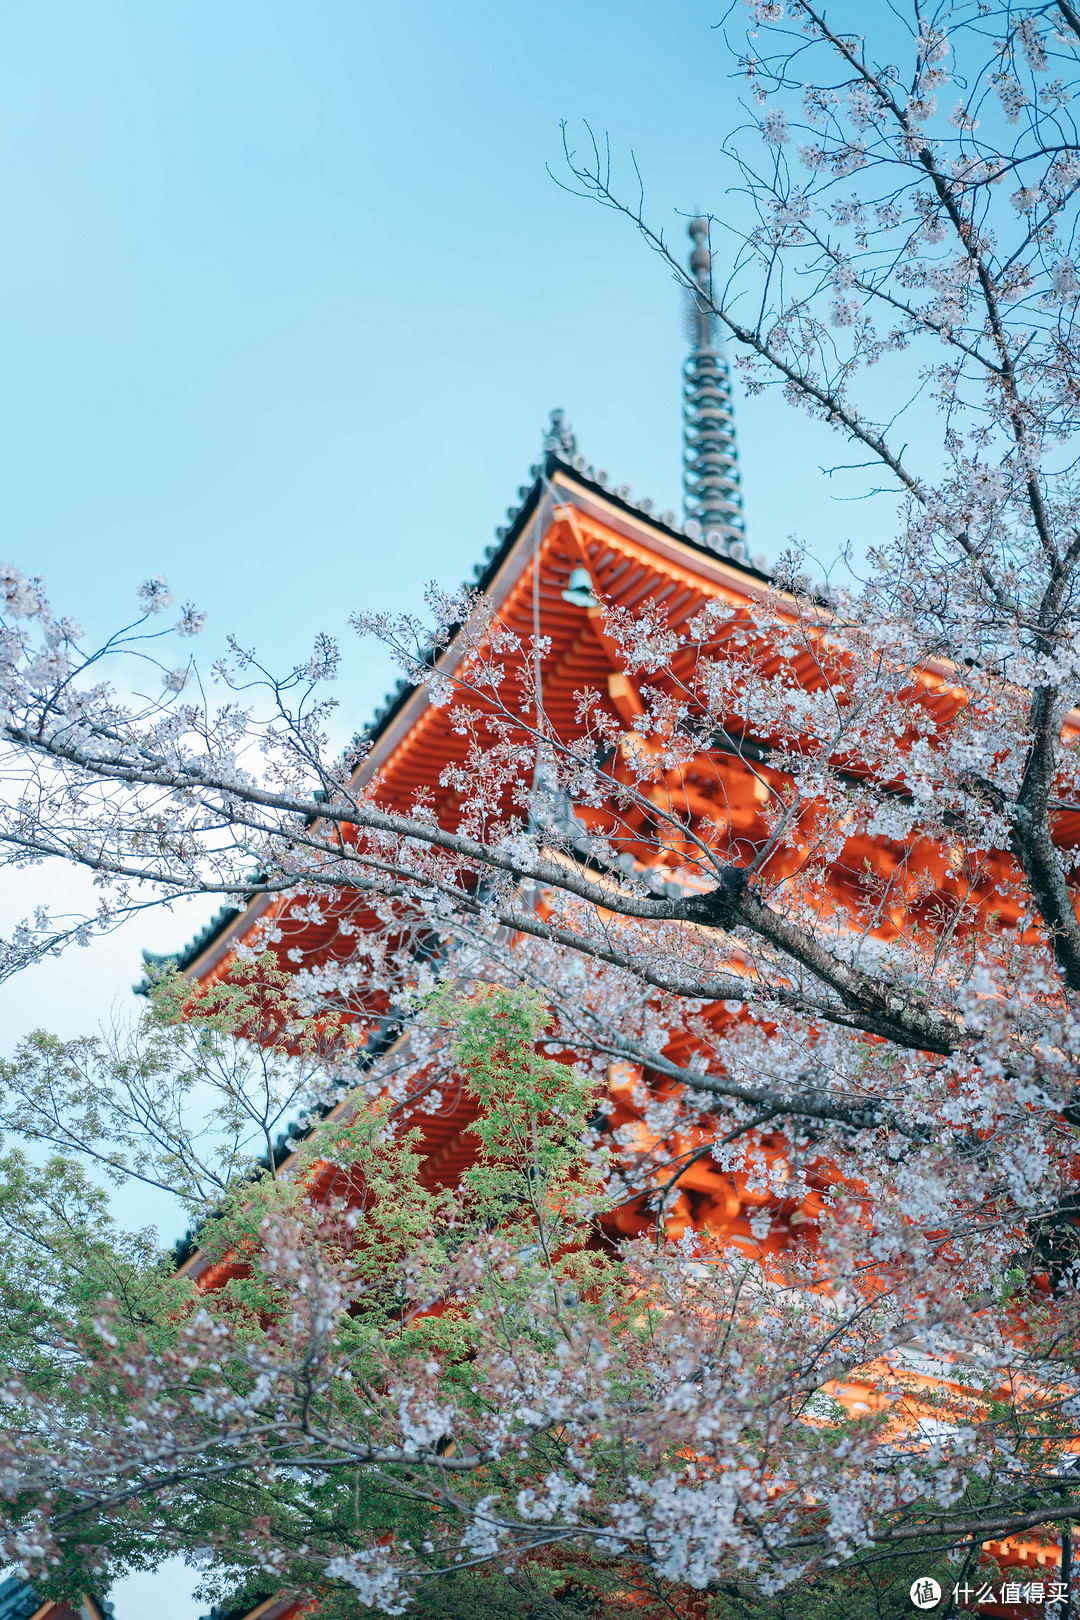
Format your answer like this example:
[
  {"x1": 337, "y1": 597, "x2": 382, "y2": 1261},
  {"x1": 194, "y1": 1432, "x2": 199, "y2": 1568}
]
[
  {"x1": 166, "y1": 218, "x2": 1021, "y2": 1267},
  {"x1": 156, "y1": 222, "x2": 1053, "y2": 1613},
  {"x1": 166, "y1": 219, "x2": 800, "y2": 1275}
]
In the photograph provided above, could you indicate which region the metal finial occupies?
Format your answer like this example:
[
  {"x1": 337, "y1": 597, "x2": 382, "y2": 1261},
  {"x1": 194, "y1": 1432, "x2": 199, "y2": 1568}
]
[{"x1": 682, "y1": 218, "x2": 745, "y2": 557}]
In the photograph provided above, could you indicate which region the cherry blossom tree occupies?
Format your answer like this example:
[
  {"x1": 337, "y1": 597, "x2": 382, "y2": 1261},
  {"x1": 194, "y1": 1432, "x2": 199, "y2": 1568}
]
[
  {"x1": 3, "y1": 1, "x2": 1080, "y2": 1614},
  {"x1": 3, "y1": 985, "x2": 1078, "y2": 1617}
]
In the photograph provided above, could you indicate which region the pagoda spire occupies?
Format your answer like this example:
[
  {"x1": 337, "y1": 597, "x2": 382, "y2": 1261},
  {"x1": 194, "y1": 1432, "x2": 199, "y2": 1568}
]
[{"x1": 682, "y1": 218, "x2": 745, "y2": 554}]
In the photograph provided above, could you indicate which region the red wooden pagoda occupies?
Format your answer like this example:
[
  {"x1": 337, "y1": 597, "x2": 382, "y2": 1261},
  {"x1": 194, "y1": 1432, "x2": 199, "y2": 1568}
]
[{"x1": 160, "y1": 223, "x2": 1067, "y2": 1612}]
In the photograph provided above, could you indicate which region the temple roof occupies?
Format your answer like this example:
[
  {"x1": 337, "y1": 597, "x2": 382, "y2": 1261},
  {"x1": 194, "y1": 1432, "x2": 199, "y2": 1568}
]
[
  {"x1": 154, "y1": 415, "x2": 787, "y2": 1276},
  {"x1": 156, "y1": 409, "x2": 1056, "y2": 1277},
  {"x1": 0, "y1": 1578, "x2": 112, "y2": 1620},
  {"x1": 153, "y1": 422, "x2": 772, "y2": 984},
  {"x1": 0, "y1": 1580, "x2": 42, "y2": 1620}
]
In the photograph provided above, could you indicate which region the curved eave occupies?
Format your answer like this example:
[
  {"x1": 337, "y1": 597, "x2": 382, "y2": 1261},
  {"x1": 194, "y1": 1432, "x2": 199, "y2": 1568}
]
[{"x1": 166, "y1": 451, "x2": 774, "y2": 981}]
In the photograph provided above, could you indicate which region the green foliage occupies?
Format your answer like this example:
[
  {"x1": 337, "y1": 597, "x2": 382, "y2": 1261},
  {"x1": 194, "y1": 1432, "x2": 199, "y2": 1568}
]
[
  {"x1": 0, "y1": 954, "x2": 353, "y2": 1215},
  {"x1": 0, "y1": 984, "x2": 625, "y2": 1612},
  {"x1": 0, "y1": 1147, "x2": 185, "y2": 1391},
  {"x1": 150, "y1": 986, "x2": 628, "y2": 1615},
  {"x1": 441, "y1": 983, "x2": 616, "y2": 1308}
]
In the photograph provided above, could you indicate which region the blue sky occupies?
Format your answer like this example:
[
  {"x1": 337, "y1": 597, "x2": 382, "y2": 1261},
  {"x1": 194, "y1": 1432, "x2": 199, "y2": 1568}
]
[
  {"x1": 0, "y1": 2, "x2": 907, "y2": 1612},
  {"x1": 0, "y1": 0, "x2": 888, "y2": 665}
]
